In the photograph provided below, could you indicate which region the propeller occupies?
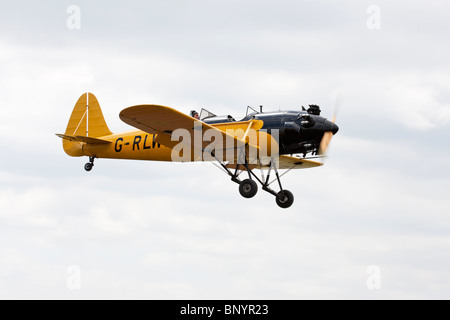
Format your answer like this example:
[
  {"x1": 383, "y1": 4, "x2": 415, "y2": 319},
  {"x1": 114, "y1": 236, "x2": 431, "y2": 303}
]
[{"x1": 318, "y1": 91, "x2": 342, "y2": 156}]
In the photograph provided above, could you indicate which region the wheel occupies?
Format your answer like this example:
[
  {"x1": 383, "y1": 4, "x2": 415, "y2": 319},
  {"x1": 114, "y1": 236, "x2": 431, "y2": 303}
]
[
  {"x1": 84, "y1": 162, "x2": 93, "y2": 171},
  {"x1": 276, "y1": 190, "x2": 294, "y2": 208},
  {"x1": 239, "y1": 179, "x2": 258, "y2": 198}
]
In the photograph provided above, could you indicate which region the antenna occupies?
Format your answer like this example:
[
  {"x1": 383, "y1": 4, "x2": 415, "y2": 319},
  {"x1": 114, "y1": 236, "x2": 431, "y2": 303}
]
[{"x1": 260, "y1": 105, "x2": 263, "y2": 113}]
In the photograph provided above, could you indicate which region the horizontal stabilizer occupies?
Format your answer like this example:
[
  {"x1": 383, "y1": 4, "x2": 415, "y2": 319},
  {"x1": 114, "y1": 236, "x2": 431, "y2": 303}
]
[{"x1": 55, "y1": 133, "x2": 111, "y2": 144}]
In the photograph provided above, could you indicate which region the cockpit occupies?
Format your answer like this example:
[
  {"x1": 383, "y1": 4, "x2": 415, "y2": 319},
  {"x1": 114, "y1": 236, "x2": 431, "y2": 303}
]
[
  {"x1": 199, "y1": 106, "x2": 267, "y2": 124},
  {"x1": 199, "y1": 108, "x2": 237, "y2": 124},
  {"x1": 196, "y1": 104, "x2": 322, "y2": 125}
]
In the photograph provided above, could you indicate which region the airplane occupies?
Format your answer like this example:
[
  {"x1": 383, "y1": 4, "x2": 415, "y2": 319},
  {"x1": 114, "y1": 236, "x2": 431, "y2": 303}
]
[{"x1": 56, "y1": 92, "x2": 338, "y2": 208}]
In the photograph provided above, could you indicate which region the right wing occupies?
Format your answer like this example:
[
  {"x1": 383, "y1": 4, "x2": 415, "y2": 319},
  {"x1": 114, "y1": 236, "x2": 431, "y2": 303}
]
[
  {"x1": 275, "y1": 155, "x2": 323, "y2": 169},
  {"x1": 226, "y1": 155, "x2": 323, "y2": 170}
]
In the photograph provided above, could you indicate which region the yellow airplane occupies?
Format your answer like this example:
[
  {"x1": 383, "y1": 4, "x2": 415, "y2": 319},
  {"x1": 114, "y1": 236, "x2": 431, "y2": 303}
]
[{"x1": 57, "y1": 92, "x2": 338, "y2": 208}]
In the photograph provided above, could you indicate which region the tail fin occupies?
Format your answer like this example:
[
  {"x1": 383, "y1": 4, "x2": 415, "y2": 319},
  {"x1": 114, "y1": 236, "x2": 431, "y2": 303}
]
[
  {"x1": 58, "y1": 92, "x2": 113, "y2": 156},
  {"x1": 65, "y1": 92, "x2": 112, "y2": 137}
]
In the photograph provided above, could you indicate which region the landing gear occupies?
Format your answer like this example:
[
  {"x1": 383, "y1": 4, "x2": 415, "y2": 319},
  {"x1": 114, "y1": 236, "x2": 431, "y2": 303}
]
[
  {"x1": 84, "y1": 156, "x2": 95, "y2": 172},
  {"x1": 212, "y1": 154, "x2": 295, "y2": 208},
  {"x1": 239, "y1": 179, "x2": 258, "y2": 198},
  {"x1": 276, "y1": 190, "x2": 294, "y2": 209}
]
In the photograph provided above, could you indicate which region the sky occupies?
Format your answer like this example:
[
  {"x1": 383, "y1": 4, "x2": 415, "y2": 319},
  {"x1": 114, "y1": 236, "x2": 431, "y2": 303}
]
[{"x1": 0, "y1": 0, "x2": 449, "y2": 300}]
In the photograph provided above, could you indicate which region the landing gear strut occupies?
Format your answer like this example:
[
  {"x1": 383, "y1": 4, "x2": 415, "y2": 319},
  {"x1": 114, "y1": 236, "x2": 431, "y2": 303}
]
[{"x1": 84, "y1": 156, "x2": 95, "y2": 172}]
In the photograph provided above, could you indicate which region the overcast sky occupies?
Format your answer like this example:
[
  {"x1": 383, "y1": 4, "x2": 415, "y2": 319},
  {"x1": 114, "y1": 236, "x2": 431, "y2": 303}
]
[{"x1": 0, "y1": 0, "x2": 449, "y2": 299}]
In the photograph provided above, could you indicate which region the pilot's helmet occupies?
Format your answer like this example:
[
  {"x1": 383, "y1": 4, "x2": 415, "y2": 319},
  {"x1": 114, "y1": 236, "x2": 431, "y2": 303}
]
[{"x1": 190, "y1": 110, "x2": 198, "y2": 117}]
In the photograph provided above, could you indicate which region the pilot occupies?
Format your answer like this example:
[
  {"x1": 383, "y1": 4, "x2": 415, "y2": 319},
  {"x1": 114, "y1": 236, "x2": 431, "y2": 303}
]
[{"x1": 190, "y1": 110, "x2": 200, "y2": 119}]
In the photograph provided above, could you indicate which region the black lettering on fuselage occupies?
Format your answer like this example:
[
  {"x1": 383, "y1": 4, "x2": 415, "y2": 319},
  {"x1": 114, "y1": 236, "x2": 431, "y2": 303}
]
[
  {"x1": 152, "y1": 134, "x2": 161, "y2": 148},
  {"x1": 115, "y1": 138, "x2": 123, "y2": 152},
  {"x1": 133, "y1": 135, "x2": 142, "y2": 150},
  {"x1": 143, "y1": 135, "x2": 151, "y2": 149},
  {"x1": 116, "y1": 135, "x2": 158, "y2": 152}
]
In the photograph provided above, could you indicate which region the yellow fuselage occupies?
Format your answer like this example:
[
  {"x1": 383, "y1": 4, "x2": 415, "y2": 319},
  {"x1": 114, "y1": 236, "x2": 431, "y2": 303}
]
[{"x1": 75, "y1": 130, "x2": 174, "y2": 161}]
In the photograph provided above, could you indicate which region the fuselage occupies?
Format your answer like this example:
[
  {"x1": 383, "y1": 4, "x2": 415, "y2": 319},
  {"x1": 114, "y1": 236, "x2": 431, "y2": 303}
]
[{"x1": 72, "y1": 109, "x2": 338, "y2": 161}]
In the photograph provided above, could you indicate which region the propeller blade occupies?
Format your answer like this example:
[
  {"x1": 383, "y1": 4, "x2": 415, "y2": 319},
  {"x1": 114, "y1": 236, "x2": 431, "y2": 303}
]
[
  {"x1": 332, "y1": 89, "x2": 343, "y2": 121},
  {"x1": 318, "y1": 131, "x2": 333, "y2": 155},
  {"x1": 318, "y1": 92, "x2": 341, "y2": 155}
]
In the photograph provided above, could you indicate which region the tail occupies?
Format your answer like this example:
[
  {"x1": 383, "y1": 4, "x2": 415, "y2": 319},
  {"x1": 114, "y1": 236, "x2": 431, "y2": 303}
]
[{"x1": 57, "y1": 92, "x2": 113, "y2": 156}]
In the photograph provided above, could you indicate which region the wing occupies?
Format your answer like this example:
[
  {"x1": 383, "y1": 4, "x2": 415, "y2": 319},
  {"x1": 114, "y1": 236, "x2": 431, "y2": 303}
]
[
  {"x1": 119, "y1": 104, "x2": 268, "y2": 162},
  {"x1": 275, "y1": 155, "x2": 323, "y2": 170},
  {"x1": 224, "y1": 156, "x2": 322, "y2": 170}
]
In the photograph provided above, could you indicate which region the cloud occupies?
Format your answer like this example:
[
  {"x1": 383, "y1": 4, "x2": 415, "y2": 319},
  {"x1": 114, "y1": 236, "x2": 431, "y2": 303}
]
[{"x1": 0, "y1": 0, "x2": 450, "y2": 300}]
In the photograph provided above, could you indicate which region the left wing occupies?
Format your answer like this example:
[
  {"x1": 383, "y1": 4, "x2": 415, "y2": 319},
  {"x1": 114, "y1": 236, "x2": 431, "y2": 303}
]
[{"x1": 119, "y1": 104, "x2": 268, "y2": 162}]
